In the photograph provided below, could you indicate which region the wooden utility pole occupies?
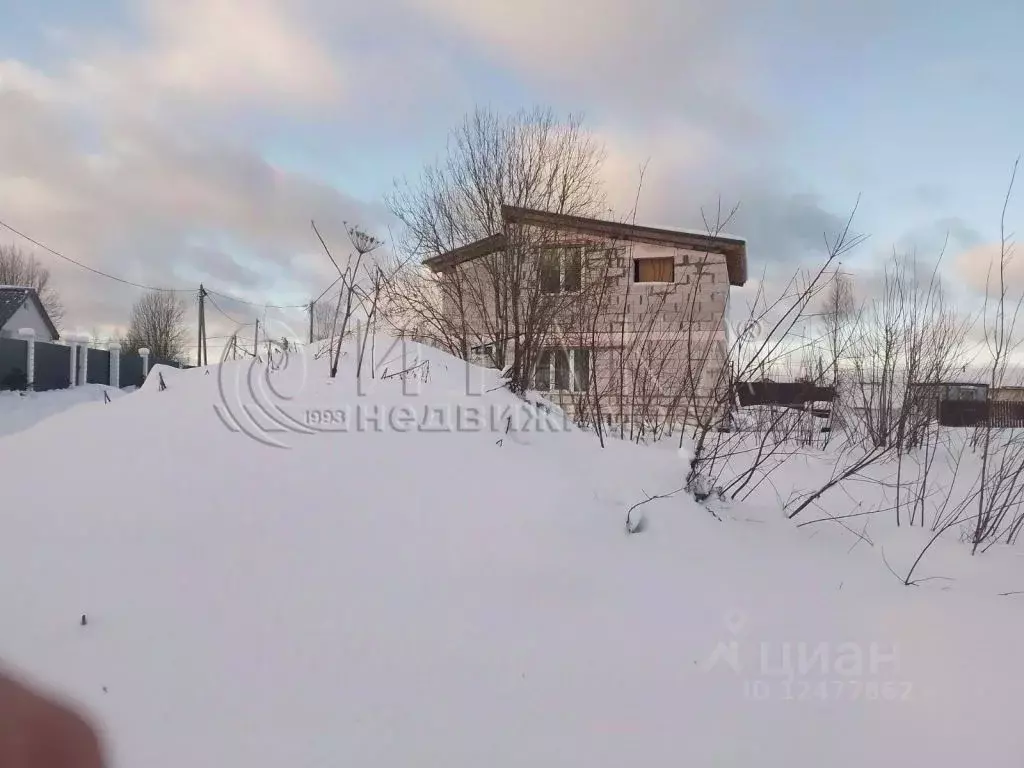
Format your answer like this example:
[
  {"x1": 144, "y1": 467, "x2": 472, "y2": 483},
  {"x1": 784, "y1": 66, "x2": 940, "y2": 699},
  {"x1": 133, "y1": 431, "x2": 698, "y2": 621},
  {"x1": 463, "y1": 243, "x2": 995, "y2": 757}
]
[
  {"x1": 254, "y1": 319, "x2": 259, "y2": 359},
  {"x1": 308, "y1": 301, "x2": 314, "y2": 343},
  {"x1": 197, "y1": 284, "x2": 208, "y2": 366}
]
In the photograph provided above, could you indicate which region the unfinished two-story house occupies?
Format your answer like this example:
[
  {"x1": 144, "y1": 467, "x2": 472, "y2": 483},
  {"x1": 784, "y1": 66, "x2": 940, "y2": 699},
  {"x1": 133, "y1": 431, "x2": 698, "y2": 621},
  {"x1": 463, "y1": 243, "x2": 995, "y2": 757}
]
[{"x1": 422, "y1": 205, "x2": 747, "y2": 429}]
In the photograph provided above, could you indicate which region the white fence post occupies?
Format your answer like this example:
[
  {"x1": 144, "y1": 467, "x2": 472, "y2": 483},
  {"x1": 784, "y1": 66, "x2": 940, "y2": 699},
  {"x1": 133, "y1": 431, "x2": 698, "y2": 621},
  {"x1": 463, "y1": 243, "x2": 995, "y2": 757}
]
[
  {"x1": 17, "y1": 328, "x2": 35, "y2": 391},
  {"x1": 108, "y1": 342, "x2": 121, "y2": 388},
  {"x1": 68, "y1": 337, "x2": 78, "y2": 388},
  {"x1": 78, "y1": 335, "x2": 90, "y2": 385},
  {"x1": 139, "y1": 347, "x2": 151, "y2": 379}
]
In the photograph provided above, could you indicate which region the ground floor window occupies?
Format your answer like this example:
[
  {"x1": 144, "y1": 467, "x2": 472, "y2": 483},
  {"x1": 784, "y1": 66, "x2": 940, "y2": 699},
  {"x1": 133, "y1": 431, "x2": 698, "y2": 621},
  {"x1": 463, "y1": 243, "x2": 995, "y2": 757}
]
[{"x1": 534, "y1": 347, "x2": 590, "y2": 392}]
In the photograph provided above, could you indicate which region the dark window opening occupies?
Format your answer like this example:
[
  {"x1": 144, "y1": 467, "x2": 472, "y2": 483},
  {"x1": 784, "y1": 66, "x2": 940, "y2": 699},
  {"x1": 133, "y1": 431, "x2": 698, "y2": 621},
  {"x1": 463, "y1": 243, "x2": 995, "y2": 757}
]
[
  {"x1": 634, "y1": 257, "x2": 674, "y2": 283},
  {"x1": 539, "y1": 253, "x2": 561, "y2": 294},
  {"x1": 539, "y1": 247, "x2": 583, "y2": 293}
]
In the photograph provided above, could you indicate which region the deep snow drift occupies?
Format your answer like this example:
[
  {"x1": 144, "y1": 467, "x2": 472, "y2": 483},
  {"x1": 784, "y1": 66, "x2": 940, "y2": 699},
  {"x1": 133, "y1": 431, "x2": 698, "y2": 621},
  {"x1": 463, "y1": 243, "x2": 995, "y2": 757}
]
[{"x1": 2, "y1": 339, "x2": 1023, "y2": 767}]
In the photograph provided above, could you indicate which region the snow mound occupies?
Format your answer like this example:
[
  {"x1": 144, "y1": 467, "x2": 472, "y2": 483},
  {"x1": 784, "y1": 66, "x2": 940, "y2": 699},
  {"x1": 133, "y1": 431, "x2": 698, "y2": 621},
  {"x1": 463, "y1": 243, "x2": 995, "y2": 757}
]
[{"x1": 1, "y1": 336, "x2": 1023, "y2": 767}]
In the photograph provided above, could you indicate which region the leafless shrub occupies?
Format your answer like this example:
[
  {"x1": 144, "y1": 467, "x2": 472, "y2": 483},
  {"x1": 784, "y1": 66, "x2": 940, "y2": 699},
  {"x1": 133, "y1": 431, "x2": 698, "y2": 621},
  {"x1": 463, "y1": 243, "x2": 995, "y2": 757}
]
[
  {"x1": 683, "y1": 202, "x2": 866, "y2": 504},
  {"x1": 972, "y1": 157, "x2": 1024, "y2": 551}
]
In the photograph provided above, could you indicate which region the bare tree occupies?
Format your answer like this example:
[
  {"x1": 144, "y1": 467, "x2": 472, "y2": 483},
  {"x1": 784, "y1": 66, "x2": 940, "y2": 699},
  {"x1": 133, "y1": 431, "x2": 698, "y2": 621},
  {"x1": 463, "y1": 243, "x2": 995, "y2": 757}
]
[
  {"x1": 385, "y1": 105, "x2": 606, "y2": 392},
  {"x1": 972, "y1": 156, "x2": 1024, "y2": 551},
  {"x1": 121, "y1": 290, "x2": 189, "y2": 363},
  {"x1": 0, "y1": 244, "x2": 64, "y2": 328}
]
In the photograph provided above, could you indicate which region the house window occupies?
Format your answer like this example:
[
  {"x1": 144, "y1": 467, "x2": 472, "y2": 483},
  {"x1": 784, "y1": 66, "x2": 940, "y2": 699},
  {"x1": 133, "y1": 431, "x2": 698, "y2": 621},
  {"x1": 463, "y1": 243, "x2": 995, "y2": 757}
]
[
  {"x1": 469, "y1": 342, "x2": 496, "y2": 368},
  {"x1": 946, "y1": 385, "x2": 986, "y2": 402},
  {"x1": 634, "y1": 257, "x2": 674, "y2": 283},
  {"x1": 539, "y1": 248, "x2": 583, "y2": 294},
  {"x1": 539, "y1": 253, "x2": 561, "y2": 294},
  {"x1": 534, "y1": 348, "x2": 590, "y2": 392}
]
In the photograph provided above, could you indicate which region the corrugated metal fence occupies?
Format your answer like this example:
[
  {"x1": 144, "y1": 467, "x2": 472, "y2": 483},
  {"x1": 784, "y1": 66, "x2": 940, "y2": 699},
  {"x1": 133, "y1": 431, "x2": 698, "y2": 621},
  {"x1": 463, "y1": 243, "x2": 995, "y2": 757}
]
[
  {"x1": 939, "y1": 399, "x2": 1024, "y2": 428},
  {"x1": 0, "y1": 336, "x2": 186, "y2": 392},
  {"x1": 736, "y1": 380, "x2": 836, "y2": 407}
]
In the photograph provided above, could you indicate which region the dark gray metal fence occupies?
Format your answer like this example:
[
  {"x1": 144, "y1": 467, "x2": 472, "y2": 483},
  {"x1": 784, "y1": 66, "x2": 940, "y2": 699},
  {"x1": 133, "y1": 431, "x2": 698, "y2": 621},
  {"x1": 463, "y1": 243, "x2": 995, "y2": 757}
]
[
  {"x1": 736, "y1": 380, "x2": 836, "y2": 407},
  {"x1": 0, "y1": 337, "x2": 28, "y2": 390},
  {"x1": 119, "y1": 354, "x2": 187, "y2": 388},
  {"x1": 0, "y1": 337, "x2": 186, "y2": 392},
  {"x1": 33, "y1": 341, "x2": 72, "y2": 391},
  {"x1": 86, "y1": 347, "x2": 110, "y2": 385},
  {"x1": 119, "y1": 354, "x2": 146, "y2": 388}
]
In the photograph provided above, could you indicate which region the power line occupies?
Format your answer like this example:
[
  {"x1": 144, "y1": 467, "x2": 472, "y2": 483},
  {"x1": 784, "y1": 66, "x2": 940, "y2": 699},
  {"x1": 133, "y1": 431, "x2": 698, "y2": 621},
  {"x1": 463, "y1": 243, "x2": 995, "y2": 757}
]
[
  {"x1": 0, "y1": 217, "x2": 192, "y2": 292},
  {"x1": 205, "y1": 292, "x2": 252, "y2": 327},
  {"x1": 205, "y1": 288, "x2": 311, "y2": 310},
  {"x1": 182, "y1": 338, "x2": 245, "y2": 348},
  {"x1": 313, "y1": 275, "x2": 343, "y2": 304},
  {"x1": 0, "y1": 216, "x2": 326, "y2": 309}
]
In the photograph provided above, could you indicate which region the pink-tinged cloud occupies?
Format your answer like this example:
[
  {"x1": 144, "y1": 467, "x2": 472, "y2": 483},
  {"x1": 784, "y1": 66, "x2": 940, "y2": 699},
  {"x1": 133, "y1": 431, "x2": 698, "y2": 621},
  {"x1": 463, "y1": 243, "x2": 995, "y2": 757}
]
[
  {"x1": 954, "y1": 242, "x2": 1023, "y2": 295},
  {"x1": 66, "y1": 0, "x2": 344, "y2": 113}
]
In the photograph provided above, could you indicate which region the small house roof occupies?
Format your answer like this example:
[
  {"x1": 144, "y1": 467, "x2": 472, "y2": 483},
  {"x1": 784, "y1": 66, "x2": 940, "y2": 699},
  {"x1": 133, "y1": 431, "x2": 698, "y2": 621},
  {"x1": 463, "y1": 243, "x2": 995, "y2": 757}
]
[{"x1": 0, "y1": 286, "x2": 60, "y2": 340}]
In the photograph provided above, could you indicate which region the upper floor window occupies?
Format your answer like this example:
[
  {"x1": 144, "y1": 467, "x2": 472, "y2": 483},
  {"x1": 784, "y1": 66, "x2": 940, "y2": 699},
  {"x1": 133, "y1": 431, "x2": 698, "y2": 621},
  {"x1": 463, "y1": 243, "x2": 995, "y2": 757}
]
[
  {"x1": 539, "y1": 247, "x2": 582, "y2": 294},
  {"x1": 634, "y1": 256, "x2": 674, "y2": 283}
]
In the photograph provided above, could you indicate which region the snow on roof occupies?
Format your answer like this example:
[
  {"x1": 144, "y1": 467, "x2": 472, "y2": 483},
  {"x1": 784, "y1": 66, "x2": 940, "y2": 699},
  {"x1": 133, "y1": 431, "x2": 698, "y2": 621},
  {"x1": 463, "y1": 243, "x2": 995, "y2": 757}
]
[
  {"x1": 0, "y1": 286, "x2": 32, "y2": 330},
  {"x1": 0, "y1": 285, "x2": 59, "y2": 339}
]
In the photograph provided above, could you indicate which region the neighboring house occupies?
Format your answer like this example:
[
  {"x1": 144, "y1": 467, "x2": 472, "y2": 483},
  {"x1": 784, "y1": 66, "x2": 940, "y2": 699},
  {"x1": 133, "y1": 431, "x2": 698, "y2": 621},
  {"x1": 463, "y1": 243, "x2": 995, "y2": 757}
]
[
  {"x1": 0, "y1": 286, "x2": 59, "y2": 341},
  {"x1": 906, "y1": 381, "x2": 1024, "y2": 406},
  {"x1": 991, "y1": 386, "x2": 1024, "y2": 402},
  {"x1": 909, "y1": 381, "x2": 989, "y2": 402},
  {"x1": 423, "y1": 205, "x2": 747, "y2": 425},
  {"x1": 906, "y1": 381, "x2": 988, "y2": 421}
]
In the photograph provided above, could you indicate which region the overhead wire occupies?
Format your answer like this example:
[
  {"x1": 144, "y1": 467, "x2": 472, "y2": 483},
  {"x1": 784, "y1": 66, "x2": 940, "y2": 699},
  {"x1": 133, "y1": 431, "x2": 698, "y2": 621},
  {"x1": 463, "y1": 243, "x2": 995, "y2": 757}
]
[
  {"x1": 0, "y1": 217, "x2": 192, "y2": 293},
  {"x1": 204, "y1": 292, "x2": 252, "y2": 327},
  {"x1": 312, "y1": 275, "x2": 343, "y2": 304},
  {"x1": 2, "y1": 216, "x2": 360, "y2": 369},
  {"x1": 0, "y1": 216, "x2": 324, "y2": 310},
  {"x1": 204, "y1": 288, "x2": 311, "y2": 310}
]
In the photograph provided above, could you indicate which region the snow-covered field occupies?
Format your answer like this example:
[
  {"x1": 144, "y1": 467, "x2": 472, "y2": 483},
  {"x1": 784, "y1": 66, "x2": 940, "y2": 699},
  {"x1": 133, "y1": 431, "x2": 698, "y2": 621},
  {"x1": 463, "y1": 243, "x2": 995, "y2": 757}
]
[{"x1": 2, "y1": 340, "x2": 1024, "y2": 766}]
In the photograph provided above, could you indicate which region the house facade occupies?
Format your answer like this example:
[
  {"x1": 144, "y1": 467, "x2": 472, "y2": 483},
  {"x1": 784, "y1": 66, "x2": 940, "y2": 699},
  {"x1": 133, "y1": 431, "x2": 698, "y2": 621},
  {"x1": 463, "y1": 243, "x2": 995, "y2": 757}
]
[
  {"x1": 422, "y1": 205, "x2": 747, "y2": 427},
  {"x1": 0, "y1": 286, "x2": 59, "y2": 341}
]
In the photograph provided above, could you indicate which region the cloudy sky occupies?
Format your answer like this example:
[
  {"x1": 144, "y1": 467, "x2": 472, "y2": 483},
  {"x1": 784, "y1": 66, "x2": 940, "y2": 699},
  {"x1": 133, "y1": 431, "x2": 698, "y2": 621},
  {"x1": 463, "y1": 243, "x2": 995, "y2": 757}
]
[{"x1": 1, "y1": 0, "x2": 1021, "y2": 359}]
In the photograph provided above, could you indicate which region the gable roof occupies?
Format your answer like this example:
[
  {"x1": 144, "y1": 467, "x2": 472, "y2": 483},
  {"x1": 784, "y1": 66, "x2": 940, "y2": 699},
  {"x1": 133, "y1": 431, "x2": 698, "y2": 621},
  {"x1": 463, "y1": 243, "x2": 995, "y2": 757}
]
[
  {"x1": 0, "y1": 286, "x2": 60, "y2": 340},
  {"x1": 422, "y1": 205, "x2": 748, "y2": 286}
]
